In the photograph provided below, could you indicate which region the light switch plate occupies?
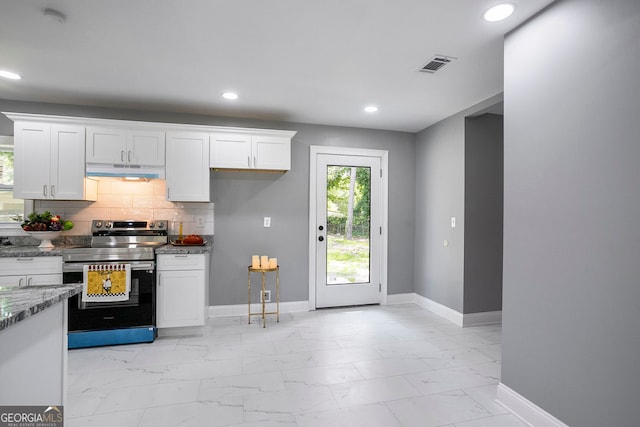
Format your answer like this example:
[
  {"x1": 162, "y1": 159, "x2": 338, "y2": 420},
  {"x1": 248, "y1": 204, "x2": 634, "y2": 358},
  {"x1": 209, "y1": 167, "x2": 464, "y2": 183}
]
[
  {"x1": 264, "y1": 217, "x2": 271, "y2": 227},
  {"x1": 450, "y1": 217, "x2": 456, "y2": 228}
]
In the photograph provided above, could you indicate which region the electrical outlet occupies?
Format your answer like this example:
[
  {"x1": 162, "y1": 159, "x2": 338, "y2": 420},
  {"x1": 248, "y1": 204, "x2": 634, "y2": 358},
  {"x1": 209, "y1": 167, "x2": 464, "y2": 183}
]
[
  {"x1": 260, "y1": 290, "x2": 271, "y2": 303},
  {"x1": 196, "y1": 216, "x2": 205, "y2": 227},
  {"x1": 263, "y1": 217, "x2": 271, "y2": 228}
]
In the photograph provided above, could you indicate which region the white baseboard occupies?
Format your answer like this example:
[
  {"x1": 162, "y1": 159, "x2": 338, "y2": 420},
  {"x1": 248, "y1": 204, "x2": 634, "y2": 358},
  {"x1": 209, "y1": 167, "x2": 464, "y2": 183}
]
[
  {"x1": 463, "y1": 310, "x2": 502, "y2": 327},
  {"x1": 386, "y1": 293, "x2": 416, "y2": 305},
  {"x1": 497, "y1": 383, "x2": 569, "y2": 427},
  {"x1": 413, "y1": 293, "x2": 464, "y2": 326},
  {"x1": 388, "y1": 293, "x2": 501, "y2": 327},
  {"x1": 208, "y1": 300, "x2": 309, "y2": 318}
]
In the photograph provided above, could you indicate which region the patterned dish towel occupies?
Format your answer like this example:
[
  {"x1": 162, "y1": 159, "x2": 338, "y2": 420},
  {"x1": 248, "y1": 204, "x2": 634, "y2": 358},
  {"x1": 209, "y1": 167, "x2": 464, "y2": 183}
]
[{"x1": 82, "y1": 264, "x2": 131, "y2": 302}]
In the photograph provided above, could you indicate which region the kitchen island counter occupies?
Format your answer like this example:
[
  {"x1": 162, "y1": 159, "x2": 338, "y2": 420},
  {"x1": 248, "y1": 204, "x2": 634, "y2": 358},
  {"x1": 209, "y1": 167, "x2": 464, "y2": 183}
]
[
  {"x1": 0, "y1": 283, "x2": 81, "y2": 408},
  {"x1": 0, "y1": 283, "x2": 81, "y2": 331}
]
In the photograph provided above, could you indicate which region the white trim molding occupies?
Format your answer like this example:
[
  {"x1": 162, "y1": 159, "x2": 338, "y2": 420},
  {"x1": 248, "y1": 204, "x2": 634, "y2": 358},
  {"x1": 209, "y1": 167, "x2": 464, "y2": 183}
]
[
  {"x1": 497, "y1": 383, "x2": 570, "y2": 427},
  {"x1": 389, "y1": 293, "x2": 502, "y2": 327},
  {"x1": 208, "y1": 300, "x2": 309, "y2": 318},
  {"x1": 385, "y1": 293, "x2": 416, "y2": 305},
  {"x1": 462, "y1": 310, "x2": 502, "y2": 327},
  {"x1": 413, "y1": 293, "x2": 464, "y2": 326}
]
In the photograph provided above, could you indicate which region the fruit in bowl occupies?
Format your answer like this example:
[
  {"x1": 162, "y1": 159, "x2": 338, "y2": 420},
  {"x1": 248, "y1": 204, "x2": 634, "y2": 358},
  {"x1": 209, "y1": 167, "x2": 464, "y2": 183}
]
[{"x1": 19, "y1": 211, "x2": 73, "y2": 232}]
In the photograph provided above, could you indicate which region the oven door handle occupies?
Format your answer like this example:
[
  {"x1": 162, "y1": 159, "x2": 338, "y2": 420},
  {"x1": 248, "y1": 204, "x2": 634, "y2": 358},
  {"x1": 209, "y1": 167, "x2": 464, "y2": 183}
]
[{"x1": 63, "y1": 262, "x2": 155, "y2": 273}]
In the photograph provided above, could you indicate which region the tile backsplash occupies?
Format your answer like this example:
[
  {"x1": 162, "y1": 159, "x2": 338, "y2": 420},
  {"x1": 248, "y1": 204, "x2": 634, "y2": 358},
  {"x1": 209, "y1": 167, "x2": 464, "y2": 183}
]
[{"x1": 35, "y1": 178, "x2": 214, "y2": 236}]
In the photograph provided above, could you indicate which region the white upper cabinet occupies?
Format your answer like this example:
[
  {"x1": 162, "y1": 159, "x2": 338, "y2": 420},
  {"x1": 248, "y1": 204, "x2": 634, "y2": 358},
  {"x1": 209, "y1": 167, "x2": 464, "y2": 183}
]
[
  {"x1": 210, "y1": 133, "x2": 252, "y2": 169},
  {"x1": 13, "y1": 121, "x2": 96, "y2": 200},
  {"x1": 86, "y1": 127, "x2": 165, "y2": 167},
  {"x1": 166, "y1": 131, "x2": 210, "y2": 202},
  {"x1": 210, "y1": 131, "x2": 294, "y2": 171},
  {"x1": 253, "y1": 135, "x2": 291, "y2": 170},
  {"x1": 128, "y1": 130, "x2": 165, "y2": 166}
]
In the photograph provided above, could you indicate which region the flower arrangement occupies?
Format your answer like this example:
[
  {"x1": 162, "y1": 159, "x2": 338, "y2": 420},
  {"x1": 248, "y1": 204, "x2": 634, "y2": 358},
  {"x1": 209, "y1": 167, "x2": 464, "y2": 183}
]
[{"x1": 18, "y1": 211, "x2": 74, "y2": 231}]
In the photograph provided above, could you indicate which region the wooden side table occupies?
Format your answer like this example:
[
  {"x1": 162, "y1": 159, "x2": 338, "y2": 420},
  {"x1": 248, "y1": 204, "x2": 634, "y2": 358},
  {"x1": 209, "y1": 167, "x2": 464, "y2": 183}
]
[{"x1": 247, "y1": 266, "x2": 280, "y2": 328}]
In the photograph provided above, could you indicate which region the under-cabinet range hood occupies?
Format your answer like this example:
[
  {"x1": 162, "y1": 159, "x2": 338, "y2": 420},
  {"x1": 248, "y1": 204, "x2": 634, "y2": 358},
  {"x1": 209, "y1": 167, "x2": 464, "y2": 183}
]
[{"x1": 86, "y1": 163, "x2": 165, "y2": 179}]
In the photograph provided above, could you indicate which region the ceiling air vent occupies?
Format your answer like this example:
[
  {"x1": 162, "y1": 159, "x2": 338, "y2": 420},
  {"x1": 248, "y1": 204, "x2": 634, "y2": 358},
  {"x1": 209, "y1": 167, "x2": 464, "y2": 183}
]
[{"x1": 420, "y1": 55, "x2": 456, "y2": 73}]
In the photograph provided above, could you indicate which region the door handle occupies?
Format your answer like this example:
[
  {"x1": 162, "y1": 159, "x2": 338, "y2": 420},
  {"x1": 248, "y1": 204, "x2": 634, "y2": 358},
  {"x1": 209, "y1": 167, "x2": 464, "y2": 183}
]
[
  {"x1": 121, "y1": 150, "x2": 125, "y2": 162},
  {"x1": 43, "y1": 185, "x2": 47, "y2": 197},
  {"x1": 51, "y1": 185, "x2": 55, "y2": 197},
  {"x1": 319, "y1": 225, "x2": 324, "y2": 231},
  {"x1": 318, "y1": 236, "x2": 324, "y2": 242},
  {"x1": 128, "y1": 151, "x2": 132, "y2": 163}
]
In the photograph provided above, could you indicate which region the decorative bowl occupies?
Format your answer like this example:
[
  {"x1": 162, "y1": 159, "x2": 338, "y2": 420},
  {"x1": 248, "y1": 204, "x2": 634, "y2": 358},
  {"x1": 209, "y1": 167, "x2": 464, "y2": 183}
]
[{"x1": 26, "y1": 231, "x2": 62, "y2": 249}]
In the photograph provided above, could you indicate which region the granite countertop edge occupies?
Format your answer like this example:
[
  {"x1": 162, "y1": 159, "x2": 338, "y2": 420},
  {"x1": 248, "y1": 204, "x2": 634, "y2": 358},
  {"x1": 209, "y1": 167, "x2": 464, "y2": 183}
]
[
  {"x1": 0, "y1": 246, "x2": 66, "y2": 257},
  {"x1": 154, "y1": 241, "x2": 213, "y2": 255},
  {"x1": 0, "y1": 284, "x2": 82, "y2": 331}
]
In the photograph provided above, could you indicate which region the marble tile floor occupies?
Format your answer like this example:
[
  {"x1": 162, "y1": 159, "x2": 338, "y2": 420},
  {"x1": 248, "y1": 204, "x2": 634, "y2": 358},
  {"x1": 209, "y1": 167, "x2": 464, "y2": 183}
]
[{"x1": 66, "y1": 304, "x2": 526, "y2": 427}]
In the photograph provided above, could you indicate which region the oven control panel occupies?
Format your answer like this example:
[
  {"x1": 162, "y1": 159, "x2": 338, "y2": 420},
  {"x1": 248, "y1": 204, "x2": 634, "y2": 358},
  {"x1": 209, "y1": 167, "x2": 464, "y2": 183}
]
[{"x1": 92, "y1": 220, "x2": 168, "y2": 233}]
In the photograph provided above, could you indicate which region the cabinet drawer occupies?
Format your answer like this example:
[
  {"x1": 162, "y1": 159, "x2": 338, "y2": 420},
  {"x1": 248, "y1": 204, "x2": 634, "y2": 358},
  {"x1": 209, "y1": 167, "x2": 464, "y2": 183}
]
[
  {"x1": 157, "y1": 254, "x2": 205, "y2": 270},
  {"x1": 0, "y1": 257, "x2": 62, "y2": 275}
]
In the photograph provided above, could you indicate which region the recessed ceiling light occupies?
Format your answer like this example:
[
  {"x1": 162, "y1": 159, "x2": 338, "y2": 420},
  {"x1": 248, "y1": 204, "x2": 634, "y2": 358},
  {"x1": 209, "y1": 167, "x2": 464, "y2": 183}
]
[
  {"x1": 0, "y1": 70, "x2": 22, "y2": 80},
  {"x1": 364, "y1": 106, "x2": 378, "y2": 113},
  {"x1": 483, "y1": 3, "x2": 515, "y2": 22},
  {"x1": 222, "y1": 92, "x2": 238, "y2": 100}
]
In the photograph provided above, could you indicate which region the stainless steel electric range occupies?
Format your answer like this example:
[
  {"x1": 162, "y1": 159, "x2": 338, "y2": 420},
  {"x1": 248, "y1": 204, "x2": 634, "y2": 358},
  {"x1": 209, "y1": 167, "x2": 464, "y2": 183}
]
[{"x1": 63, "y1": 220, "x2": 168, "y2": 349}]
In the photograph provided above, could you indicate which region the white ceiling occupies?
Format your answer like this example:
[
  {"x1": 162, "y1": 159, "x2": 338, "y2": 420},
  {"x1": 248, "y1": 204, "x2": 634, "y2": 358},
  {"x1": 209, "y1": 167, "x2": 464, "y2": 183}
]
[{"x1": 0, "y1": 0, "x2": 554, "y2": 133}]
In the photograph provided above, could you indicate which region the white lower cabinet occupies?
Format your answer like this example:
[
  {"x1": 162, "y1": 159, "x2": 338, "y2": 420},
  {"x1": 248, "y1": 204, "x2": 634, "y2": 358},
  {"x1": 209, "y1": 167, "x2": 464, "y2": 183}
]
[
  {"x1": 156, "y1": 254, "x2": 208, "y2": 329},
  {"x1": 0, "y1": 257, "x2": 63, "y2": 287}
]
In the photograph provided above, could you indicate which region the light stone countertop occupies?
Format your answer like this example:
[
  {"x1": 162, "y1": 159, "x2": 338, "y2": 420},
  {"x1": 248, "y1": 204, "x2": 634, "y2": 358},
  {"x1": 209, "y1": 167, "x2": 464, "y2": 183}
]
[
  {"x1": 0, "y1": 284, "x2": 82, "y2": 331},
  {"x1": 155, "y1": 238, "x2": 213, "y2": 255},
  {"x1": 0, "y1": 245, "x2": 68, "y2": 257}
]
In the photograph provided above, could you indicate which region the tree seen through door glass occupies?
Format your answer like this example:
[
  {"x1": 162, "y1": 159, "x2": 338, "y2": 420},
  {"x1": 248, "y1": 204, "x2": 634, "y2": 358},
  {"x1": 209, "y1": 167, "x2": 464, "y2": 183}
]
[{"x1": 326, "y1": 166, "x2": 371, "y2": 284}]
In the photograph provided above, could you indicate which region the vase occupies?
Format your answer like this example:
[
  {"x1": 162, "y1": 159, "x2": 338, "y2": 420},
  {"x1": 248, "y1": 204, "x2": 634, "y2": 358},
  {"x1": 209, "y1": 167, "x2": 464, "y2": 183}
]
[{"x1": 26, "y1": 231, "x2": 62, "y2": 249}]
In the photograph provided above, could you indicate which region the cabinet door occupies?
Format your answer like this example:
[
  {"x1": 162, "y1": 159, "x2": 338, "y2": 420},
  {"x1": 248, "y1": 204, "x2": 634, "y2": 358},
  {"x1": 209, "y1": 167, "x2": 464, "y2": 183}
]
[
  {"x1": 128, "y1": 130, "x2": 165, "y2": 166},
  {"x1": 157, "y1": 269, "x2": 205, "y2": 327},
  {"x1": 166, "y1": 132, "x2": 210, "y2": 202},
  {"x1": 13, "y1": 122, "x2": 51, "y2": 199},
  {"x1": 0, "y1": 275, "x2": 25, "y2": 287},
  {"x1": 253, "y1": 135, "x2": 291, "y2": 170},
  {"x1": 210, "y1": 133, "x2": 252, "y2": 169},
  {"x1": 25, "y1": 273, "x2": 63, "y2": 287},
  {"x1": 50, "y1": 124, "x2": 87, "y2": 200},
  {"x1": 86, "y1": 126, "x2": 127, "y2": 164}
]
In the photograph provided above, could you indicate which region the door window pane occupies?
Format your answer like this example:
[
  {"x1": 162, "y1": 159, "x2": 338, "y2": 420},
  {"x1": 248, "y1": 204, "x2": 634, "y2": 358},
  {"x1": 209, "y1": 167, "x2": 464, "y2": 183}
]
[{"x1": 326, "y1": 166, "x2": 371, "y2": 284}]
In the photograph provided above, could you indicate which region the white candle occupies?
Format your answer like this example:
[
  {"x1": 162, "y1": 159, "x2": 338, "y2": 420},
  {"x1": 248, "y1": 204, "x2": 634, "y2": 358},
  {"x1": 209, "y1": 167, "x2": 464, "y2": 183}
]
[
  {"x1": 260, "y1": 256, "x2": 269, "y2": 268},
  {"x1": 251, "y1": 255, "x2": 260, "y2": 268},
  {"x1": 269, "y1": 258, "x2": 277, "y2": 269}
]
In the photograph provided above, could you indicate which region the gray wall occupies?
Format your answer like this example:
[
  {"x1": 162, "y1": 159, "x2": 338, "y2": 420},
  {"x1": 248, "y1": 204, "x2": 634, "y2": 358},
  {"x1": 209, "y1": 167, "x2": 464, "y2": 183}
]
[
  {"x1": 464, "y1": 114, "x2": 503, "y2": 314},
  {"x1": 414, "y1": 95, "x2": 502, "y2": 313},
  {"x1": 502, "y1": 1, "x2": 640, "y2": 425},
  {"x1": 211, "y1": 122, "x2": 416, "y2": 305},
  {"x1": 414, "y1": 112, "x2": 466, "y2": 312},
  {"x1": 0, "y1": 99, "x2": 416, "y2": 305}
]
